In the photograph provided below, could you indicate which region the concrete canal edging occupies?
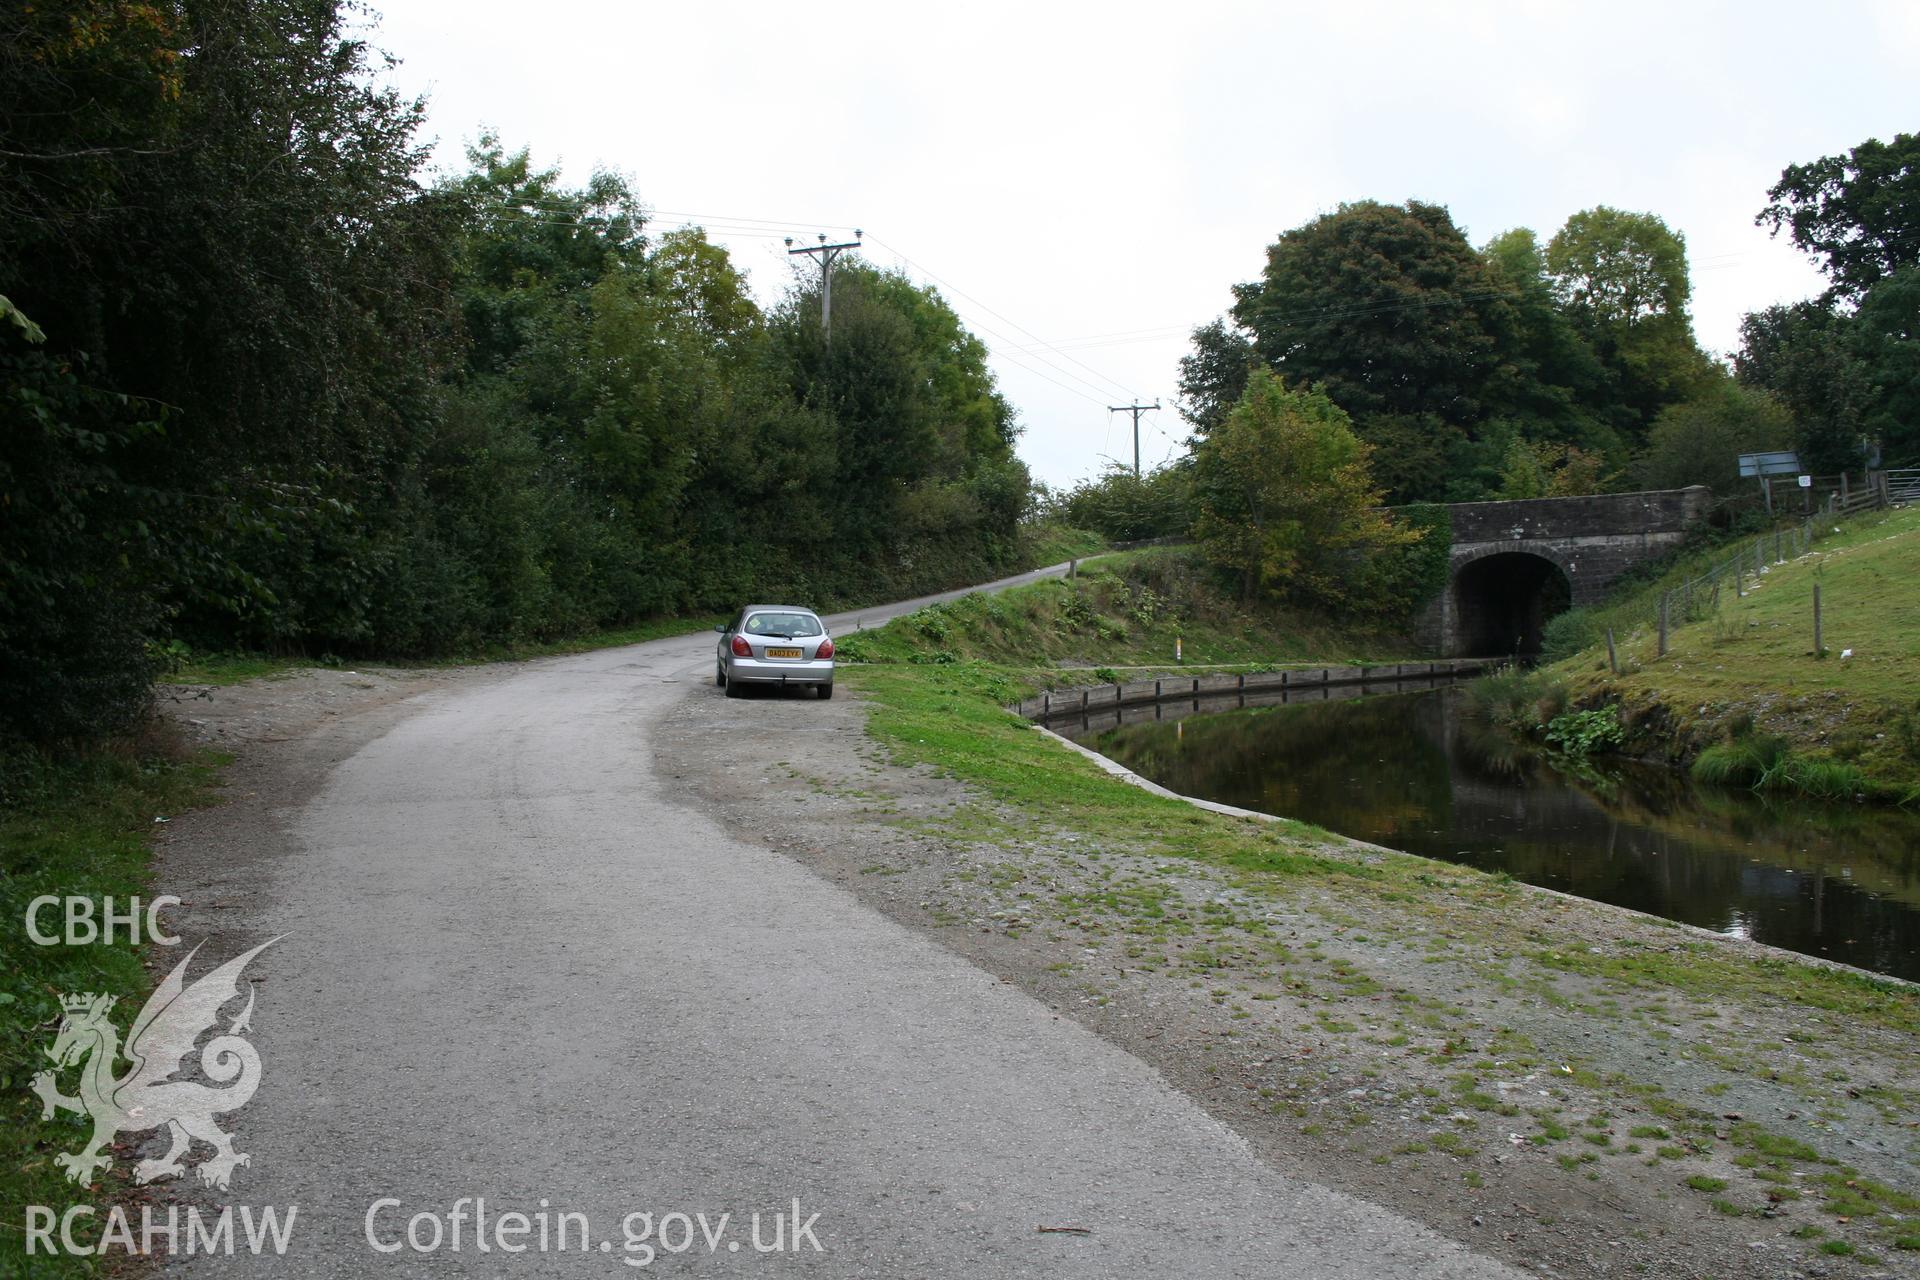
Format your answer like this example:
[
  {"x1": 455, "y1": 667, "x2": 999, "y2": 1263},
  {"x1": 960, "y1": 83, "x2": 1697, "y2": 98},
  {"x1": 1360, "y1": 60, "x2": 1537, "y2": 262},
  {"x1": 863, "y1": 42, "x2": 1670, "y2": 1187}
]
[{"x1": 1014, "y1": 658, "x2": 1497, "y2": 729}]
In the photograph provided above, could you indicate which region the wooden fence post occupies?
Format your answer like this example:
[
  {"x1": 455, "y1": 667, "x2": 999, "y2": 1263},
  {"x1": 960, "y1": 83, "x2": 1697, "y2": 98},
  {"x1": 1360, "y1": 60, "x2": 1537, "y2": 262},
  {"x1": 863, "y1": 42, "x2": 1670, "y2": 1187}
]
[
  {"x1": 1813, "y1": 583, "x2": 1823, "y2": 656},
  {"x1": 1658, "y1": 591, "x2": 1669, "y2": 657},
  {"x1": 1605, "y1": 628, "x2": 1618, "y2": 675}
]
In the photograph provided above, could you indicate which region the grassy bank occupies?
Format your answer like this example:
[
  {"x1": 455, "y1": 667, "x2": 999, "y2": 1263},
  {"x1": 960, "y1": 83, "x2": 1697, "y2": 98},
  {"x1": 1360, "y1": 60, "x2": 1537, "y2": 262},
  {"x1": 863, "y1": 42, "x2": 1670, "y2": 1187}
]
[
  {"x1": 1022, "y1": 523, "x2": 1109, "y2": 569},
  {"x1": 1, "y1": 743, "x2": 226, "y2": 1276},
  {"x1": 838, "y1": 547, "x2": 1413, "y2": 675},
  {"x1": 1540, "y1": 506, "x2": 1920, "y2": 802}
]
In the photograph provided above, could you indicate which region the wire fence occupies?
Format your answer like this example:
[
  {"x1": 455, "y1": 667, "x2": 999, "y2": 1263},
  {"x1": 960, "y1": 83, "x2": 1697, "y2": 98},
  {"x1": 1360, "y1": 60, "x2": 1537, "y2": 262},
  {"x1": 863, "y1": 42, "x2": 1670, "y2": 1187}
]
[
  {"x1": 1590, "y1": 470, "x2": 1914, "y2": 668},
  {"x1": 1703, "y1": 469, "x2": 1916, "y2": 525}
]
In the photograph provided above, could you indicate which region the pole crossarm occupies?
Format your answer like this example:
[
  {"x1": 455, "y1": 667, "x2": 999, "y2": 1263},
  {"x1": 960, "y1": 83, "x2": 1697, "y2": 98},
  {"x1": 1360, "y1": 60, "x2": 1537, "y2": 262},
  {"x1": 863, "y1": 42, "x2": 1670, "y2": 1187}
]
[
  {"x1": 786, "y1": 232, "x2": 862, "y2": 340},
  {"x1": 1107, "y1": 401, "x2": 1161, "y2": 477}
]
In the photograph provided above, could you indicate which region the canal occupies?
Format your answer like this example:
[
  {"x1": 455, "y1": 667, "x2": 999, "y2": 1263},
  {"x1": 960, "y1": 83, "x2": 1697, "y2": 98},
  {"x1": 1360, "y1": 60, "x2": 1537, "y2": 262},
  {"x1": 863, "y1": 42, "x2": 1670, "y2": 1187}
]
[{"x1": 1068, "y1": 684, "x2": 1920, "y2": 981}]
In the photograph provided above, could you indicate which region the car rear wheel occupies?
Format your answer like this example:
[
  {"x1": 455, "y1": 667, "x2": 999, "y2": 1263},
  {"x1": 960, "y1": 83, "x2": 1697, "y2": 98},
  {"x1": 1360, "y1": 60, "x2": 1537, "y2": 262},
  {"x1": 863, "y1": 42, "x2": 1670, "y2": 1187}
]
[
  {"x1": 715, "y1": 664, "x2": 726, "y2": 688},
  {"x1": 723, "y1": 670, "x2": 744, "y2": 698},
  {"x1": 818, "y1": 681, "x2": 834, "y2": 700}
]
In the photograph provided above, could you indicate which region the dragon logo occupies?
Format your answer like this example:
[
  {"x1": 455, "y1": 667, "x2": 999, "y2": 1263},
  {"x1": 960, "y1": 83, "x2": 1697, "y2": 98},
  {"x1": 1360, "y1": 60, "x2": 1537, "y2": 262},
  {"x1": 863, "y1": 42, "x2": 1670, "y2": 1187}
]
[{"x1": 32, "y1": 938, "x2": 278, "y2": 1190}]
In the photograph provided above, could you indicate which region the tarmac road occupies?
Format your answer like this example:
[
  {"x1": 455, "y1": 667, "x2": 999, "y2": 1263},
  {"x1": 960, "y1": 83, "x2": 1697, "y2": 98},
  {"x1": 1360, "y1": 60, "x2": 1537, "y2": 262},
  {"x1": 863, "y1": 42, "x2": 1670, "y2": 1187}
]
[{"x1": 161, "y1": 564, "x2": 1520, "y2": 1278}]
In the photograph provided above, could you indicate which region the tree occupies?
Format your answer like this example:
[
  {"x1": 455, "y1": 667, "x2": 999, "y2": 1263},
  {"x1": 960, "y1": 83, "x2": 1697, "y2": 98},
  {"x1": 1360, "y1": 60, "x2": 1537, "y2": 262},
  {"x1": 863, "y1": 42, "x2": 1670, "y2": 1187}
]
[
  {"x1": 650, "y1": 228, "x2": 760, "y2": 345},
  {"x1": 1634, "y1": 378, "x2": 1793, "y2": 493},
  {"x1": 1735, "y1": 303, "x2": 1872, "y2": 474},
  {"x1": 1479, "y1": 227, "x2": 1618, "y2": 460},
  {"x1": 447, "y1": 137, "x2": 649, "y2": 382},
  {"x1": 1, "y1": 0, "x2": 463, "y2": 724},
  {"x1": 1192, "y1": 369, "x2": 1418, "y2": 608},
  {"x1": 771, "y1": 262, "x2": 1025, "y2": 574},
  {"x1": 1496, "y1": 440, "x2": 1608, "y2": 500},
  {"x1": 0, "y1": 0, "x2": 1042, "y2": 746},
  {"x1": 1175, "y1": 318, "x2": 1254, "y2": 439},
  {"x1": 1759, "y1": 133, "x2": 1920, "y2": 301},
  {"x1": 1853, "y1": 266, "x2": 1920, "y2": 465},
  {"x1": 1230, "y1": 201, "x2": 1521, "y2": 429},
  {"x1": 1546, "y1": 207, "x2": 1691, "y2": 329},
  {"x1": 1545, "y1": 207, "x2": 1710, "y2": 434},
  {"x1": 1746, "y1": 136, "x2": 1920, "y2": 470}
]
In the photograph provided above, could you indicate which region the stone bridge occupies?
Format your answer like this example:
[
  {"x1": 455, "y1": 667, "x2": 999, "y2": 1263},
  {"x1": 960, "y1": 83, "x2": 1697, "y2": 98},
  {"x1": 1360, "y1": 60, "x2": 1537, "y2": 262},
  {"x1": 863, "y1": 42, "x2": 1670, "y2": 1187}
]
[{"x1": 1417, "y1": 486, "x2": 1712, "y2": 656}]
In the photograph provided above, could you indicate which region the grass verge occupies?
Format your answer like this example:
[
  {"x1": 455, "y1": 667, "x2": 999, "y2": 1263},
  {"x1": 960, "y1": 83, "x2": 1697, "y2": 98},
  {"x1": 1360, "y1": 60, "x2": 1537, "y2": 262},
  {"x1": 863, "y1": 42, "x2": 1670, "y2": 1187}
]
[{"x1": 1, "y1": 741, "x2": 227, "y2": 1277}]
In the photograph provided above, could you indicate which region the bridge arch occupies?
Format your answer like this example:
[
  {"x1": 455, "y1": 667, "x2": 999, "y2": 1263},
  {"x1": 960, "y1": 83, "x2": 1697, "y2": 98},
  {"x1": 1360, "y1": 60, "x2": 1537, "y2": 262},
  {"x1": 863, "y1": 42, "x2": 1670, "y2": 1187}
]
[
  {"x1": 1447, "y1": 547, "x2": 1572, "y2": 657},
  {"x1": 1411, "y1": 486, "x2": 1712, "y2": 656}
]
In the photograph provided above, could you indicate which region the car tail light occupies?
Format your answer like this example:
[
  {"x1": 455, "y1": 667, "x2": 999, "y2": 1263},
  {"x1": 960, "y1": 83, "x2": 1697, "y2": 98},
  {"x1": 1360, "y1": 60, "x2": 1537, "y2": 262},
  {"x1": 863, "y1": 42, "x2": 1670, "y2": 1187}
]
[
  {"x1": 730, "y1": 635, "x2": 751, "y2": 657},
  {"x1": 816, "y1": 637, "x2": 834, "y2": 660}
]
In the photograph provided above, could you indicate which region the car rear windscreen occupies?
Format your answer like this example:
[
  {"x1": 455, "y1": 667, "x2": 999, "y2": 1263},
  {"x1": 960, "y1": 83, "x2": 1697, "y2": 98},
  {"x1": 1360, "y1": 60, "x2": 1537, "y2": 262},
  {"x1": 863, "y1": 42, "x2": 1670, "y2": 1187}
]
[{"x1": 745, "y1": 613, "x2": 822, "y2": 637}]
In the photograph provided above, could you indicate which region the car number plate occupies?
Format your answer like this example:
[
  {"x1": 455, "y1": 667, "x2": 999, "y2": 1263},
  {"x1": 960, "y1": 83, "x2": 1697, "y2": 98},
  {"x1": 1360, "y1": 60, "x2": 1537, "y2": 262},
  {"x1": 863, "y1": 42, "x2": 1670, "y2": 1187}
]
[{"x1": 766, "y1": 647, "x2": 803, "y2": 658}]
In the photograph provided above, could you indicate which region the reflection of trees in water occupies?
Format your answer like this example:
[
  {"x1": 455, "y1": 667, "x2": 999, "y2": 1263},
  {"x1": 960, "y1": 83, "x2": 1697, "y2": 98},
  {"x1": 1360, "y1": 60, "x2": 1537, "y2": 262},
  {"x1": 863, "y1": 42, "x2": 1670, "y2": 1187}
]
[
  {"x1": 1091, "y1": 687, "x2": 1920, "y2": 981},
  {"x1": 1096, "y1": 694, "x2": 1455, "y2": 844},
  {"x1": 1442, "y1": 690, "x2": 1920, "y2": 902}
]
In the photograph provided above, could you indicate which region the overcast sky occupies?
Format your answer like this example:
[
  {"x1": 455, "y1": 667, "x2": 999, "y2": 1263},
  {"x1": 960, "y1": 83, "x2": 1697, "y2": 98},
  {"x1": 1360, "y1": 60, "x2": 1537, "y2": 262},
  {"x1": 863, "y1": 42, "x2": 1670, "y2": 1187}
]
[{"x1": 365, "y1": 1, "x2": 1919, "y2": 488}]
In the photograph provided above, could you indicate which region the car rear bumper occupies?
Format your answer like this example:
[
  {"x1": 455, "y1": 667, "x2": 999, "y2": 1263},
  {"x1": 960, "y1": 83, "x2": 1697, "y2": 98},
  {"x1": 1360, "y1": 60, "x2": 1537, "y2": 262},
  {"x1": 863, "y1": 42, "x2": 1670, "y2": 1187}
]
[{"x1": 725, "y1": 657, "x2": 834, "y2": 686}]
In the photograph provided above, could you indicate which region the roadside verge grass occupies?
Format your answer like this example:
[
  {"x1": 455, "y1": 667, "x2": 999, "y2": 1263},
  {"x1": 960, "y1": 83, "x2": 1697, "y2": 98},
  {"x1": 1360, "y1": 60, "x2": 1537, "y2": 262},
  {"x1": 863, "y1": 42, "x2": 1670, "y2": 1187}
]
[
  {"x1": 1, "y1": 743, "x2": 227, "y2": 1276},
  {"x1": 851, "y1": 662, "x2": 1369, "y2": 880}
]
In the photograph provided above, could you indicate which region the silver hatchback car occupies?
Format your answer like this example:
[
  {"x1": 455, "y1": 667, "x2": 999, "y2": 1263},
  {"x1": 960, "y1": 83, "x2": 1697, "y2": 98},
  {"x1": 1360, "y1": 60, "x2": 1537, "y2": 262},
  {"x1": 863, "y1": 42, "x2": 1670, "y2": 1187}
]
[{"x1": 715, "y1": 605, "x2": 835, "y2": 699}]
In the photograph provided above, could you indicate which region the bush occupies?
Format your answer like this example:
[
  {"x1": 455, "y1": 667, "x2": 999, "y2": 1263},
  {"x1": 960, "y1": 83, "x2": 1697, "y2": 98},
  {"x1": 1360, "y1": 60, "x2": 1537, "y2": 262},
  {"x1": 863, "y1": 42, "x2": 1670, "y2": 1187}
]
[
  {"x1": 1358, "y1": 502, "x2": 1452, "y2": 617},
  {"x1": 1464, "y1": 665, "x2": 1560, "y2": 731},
  {"x1": 1045, "y1": 464, "x2": 1193, "y2": 542},
  {"x1": 1541, "y1": 608, "x2": 1602, "y2": 664},
  {"x1": 1543, "y1": 705, "x2": 1623, "y2": 757},
  {"x1": 1634, "y1": 380, "x2": 1792, "y2": 494}
]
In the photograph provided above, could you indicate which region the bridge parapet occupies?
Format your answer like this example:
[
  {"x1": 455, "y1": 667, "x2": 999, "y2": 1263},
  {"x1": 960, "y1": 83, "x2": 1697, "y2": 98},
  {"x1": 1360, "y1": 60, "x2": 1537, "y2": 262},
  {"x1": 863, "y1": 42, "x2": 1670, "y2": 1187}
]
[{"x1": 1446, "y1": 486, "x2": 1711, "y2": 544}]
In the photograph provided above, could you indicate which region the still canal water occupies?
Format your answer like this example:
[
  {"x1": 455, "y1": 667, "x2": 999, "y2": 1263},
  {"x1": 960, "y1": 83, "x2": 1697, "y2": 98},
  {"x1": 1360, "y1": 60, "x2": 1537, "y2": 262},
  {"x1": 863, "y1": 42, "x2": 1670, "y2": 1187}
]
[{"x1": 1074, "y1": 686, "x2": 1920, "y2": 981}]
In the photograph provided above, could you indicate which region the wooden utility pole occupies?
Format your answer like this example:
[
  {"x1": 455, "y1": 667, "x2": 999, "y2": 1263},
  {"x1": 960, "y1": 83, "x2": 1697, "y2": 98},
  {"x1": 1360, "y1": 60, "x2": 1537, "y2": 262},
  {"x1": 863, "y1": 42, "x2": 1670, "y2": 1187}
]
[
  {"x1": 786, "y1": 230, "x2": 862, "y2": 340},
  {"x1": 1107, "y1": 401, "x2": 1160, "y2": 477}
]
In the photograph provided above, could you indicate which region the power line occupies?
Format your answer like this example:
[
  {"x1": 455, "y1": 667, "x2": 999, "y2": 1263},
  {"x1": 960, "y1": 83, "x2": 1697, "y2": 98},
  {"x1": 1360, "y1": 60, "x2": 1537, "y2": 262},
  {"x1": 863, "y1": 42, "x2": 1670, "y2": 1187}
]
[
  {"x1": 477, "y1": 209, "x2": 1146, "y2": 408},
  {"x1": 863, "y1": 234, "x2": 1141, "y2": 403}
]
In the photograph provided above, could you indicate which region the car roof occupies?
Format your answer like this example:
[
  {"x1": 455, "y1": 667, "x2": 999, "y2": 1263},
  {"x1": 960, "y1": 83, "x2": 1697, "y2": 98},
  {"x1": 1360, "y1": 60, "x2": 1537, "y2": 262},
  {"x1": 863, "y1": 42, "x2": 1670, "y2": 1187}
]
[{"x1": 740, "y1": 604, "x2": 822, "y2": 616}]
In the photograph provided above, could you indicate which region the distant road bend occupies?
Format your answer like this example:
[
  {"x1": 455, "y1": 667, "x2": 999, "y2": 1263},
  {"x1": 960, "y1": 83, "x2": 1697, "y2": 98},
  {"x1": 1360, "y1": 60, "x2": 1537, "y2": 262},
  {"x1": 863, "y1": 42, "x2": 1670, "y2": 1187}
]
[{"x1": 163, "y1": 561, "x2": 1520, "y2": 1278}]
